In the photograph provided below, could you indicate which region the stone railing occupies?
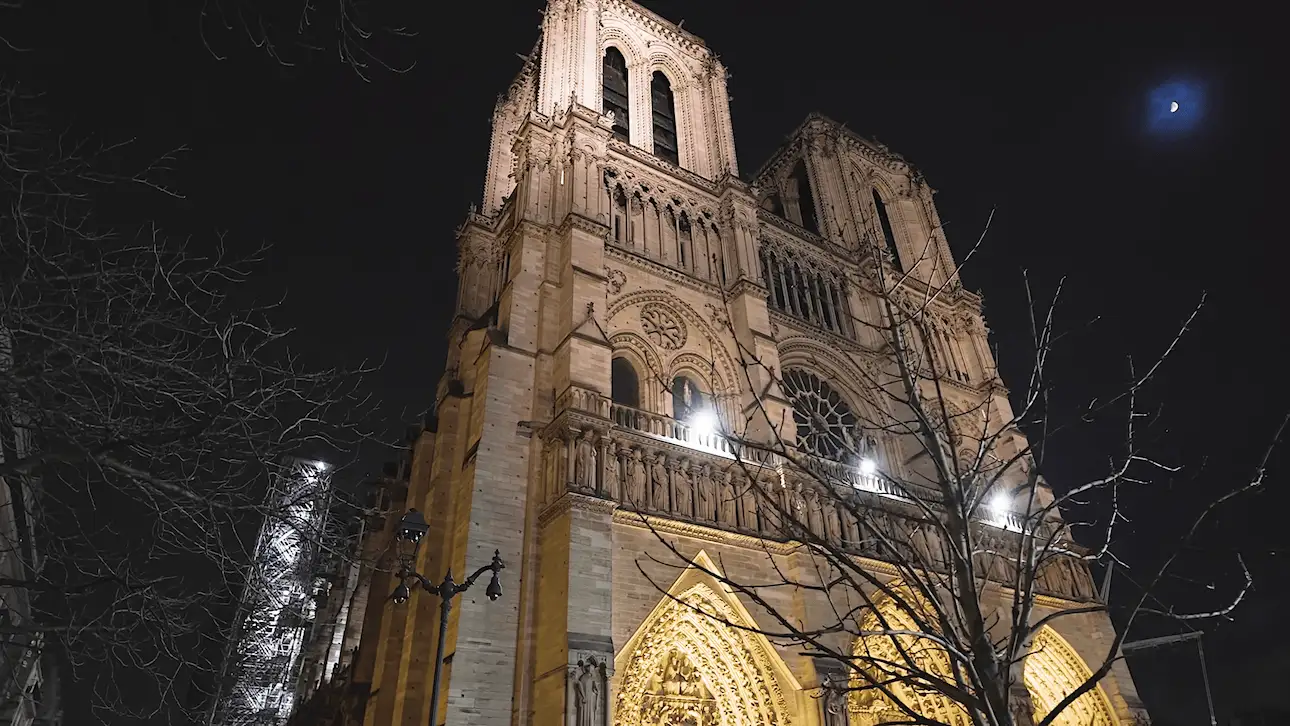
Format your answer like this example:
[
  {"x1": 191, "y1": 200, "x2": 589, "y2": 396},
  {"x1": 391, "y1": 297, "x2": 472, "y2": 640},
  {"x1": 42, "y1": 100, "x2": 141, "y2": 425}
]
[{"x1": 609, "y1": 402, "x2": 734, "y2": 457}]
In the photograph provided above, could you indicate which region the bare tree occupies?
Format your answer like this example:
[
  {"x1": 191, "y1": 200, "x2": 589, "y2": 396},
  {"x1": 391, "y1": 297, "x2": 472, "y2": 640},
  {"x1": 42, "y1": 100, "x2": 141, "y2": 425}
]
[
  {"x1": 624, "y1": 197, "x2": 1284, "y2": 726},
  {"x1": 0, "y1": 77, "x2": 375, "y2": 720}
]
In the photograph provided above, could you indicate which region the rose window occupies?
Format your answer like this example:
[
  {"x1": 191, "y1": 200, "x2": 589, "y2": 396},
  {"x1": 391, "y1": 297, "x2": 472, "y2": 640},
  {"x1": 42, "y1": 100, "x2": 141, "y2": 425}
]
[
  {"x1": 781, "y1": 368, "x2": 858, "y2": 458},
  {"x1": 640, "y1": 304, "x2": 686, "y2": 350}
]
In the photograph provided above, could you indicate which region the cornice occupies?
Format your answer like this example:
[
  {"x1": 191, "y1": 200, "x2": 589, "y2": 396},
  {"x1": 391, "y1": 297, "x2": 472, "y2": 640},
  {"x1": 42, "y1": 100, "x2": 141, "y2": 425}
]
[
  {"x1": 768, "y1": 309, "x2": 868, "y2": 354},
  {"x1": 538, "y1": 492, "x2": 619, "y2": 528},
  {"x1": 557, "y1": 211, "x2": 611, "y2": 239},
  {"x1": 604, "y1": 0, "x2": 709, "y2": 54},
  {"x1": 604, "y1": 244, "x2": 724, "y2": 298},
  {"x1": 757, "y1": 218, "x2": 855, "y2": 275},
  {"x1": 607, "y1": 139, "x2": 719, "y2": 196},
  {"x1": 757, "y1": 209, "x2": 852, "y2": 261},
  {"x1": 614, "y1": 509, "x2": 800, "y2": 554},
  {"x1": 751, "y1": 113, "x2": 914, "y2": 190}
]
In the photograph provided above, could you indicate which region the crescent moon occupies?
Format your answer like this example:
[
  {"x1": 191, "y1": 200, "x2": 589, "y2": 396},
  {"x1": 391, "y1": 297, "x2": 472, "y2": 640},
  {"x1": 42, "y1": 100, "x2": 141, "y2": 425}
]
[{"x1": 1170, "y1": 101, "x2": 1179, "y2": 113}]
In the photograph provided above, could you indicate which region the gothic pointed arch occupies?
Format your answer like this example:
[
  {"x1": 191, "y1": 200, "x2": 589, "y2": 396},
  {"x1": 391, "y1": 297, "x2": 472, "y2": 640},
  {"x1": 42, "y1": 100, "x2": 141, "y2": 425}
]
[
  {"x1": 1023, "y1": 626, "x2": 1119, "y2": 726},
  {"x1": 615, "y1": 551, "x2": 800, "y2": 726},
  {"x1": 606, "y1": 290, "x2": 740, "y2": 402},
  {"x1": 602, "y1": 46, "x2": 632, "y2": 141},
  {"x1": 849, "y1": 585, "x2": 969, "y2": 726}
]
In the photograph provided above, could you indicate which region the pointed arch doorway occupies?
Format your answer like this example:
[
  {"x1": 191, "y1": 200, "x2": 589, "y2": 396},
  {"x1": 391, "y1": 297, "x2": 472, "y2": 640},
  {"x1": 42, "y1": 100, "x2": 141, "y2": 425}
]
[{"x1": 613, "y1": 551, "x2": 801, "y2": 726}]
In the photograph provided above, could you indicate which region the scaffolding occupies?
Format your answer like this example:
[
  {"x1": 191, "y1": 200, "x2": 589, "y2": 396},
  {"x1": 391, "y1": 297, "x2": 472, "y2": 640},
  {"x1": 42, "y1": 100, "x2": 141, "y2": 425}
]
[{"x1": 210, "y1": 459, "x2": 336, "y2": 726}]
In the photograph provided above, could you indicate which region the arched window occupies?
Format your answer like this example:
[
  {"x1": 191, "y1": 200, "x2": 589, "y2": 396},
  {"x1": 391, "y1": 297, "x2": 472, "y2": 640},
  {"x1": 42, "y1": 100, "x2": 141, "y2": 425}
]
[
  {"x1": 791, "y1": 160, "x2": 819, "y2": 234},
  {"x1": 872, "y1": 188, "x2": 902, "y2": 271},
  {"x1": 781, "y1": 368, "x2": 859, "y2": 459},
  {"x1": 611, "y1": 357, "x2": 641, "y2": 408},
  {"x1": 671, "y1": 375, "x2": 704, "y2": 421},
  {"x1": 602, "y1": 48, "x2": 631, "y2": 141},
  {"x1": 651, "y1": 72, "x2": 679, "y2": 165},
  {"x1": 761, "y1": 193, "x2": 785, "y2": 217}
]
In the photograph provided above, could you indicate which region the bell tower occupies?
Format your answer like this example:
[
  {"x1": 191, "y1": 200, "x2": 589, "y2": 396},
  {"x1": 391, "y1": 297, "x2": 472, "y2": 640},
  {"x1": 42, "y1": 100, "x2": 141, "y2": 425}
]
[{"x1": 374, "y1": 3, "x2": 791, "y2": 726}]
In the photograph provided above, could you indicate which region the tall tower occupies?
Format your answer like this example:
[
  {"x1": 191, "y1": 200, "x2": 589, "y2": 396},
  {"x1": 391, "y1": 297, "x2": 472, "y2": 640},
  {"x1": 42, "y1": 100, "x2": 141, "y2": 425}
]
[{"x1": 360, "y1": 2, "x2": 1152, "y2": 726}]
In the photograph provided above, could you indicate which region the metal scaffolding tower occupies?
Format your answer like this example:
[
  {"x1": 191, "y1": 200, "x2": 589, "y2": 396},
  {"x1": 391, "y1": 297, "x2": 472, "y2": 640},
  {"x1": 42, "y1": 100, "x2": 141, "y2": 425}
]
[{"x1": 210, "y1": 459, "x2": 336, "y2": 726}]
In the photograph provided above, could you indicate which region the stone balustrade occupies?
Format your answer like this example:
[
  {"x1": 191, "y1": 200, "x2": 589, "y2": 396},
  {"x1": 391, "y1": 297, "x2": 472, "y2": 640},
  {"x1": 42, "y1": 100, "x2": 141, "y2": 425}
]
[{"x1": 541, "y1": 391, "x2": 1095, "y2": 601}]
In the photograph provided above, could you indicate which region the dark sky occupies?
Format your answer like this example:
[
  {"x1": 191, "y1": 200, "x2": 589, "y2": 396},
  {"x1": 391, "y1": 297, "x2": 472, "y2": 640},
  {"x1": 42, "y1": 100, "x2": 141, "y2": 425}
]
[{"x1": 7, "y1": 0, "x2": 1286, "y2": 723}]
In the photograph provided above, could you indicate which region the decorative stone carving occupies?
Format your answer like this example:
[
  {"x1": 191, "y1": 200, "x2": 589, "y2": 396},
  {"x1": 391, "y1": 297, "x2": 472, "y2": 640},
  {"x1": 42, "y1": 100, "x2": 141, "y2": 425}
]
[
  {"x1": 601, "y1": 439, "x2": 622, "y2": 500},
  {"x1": 573, "y1": 429, "x2": 597, "y2": 493},
  {"x1": 672, "y1": 459, "x2": 693, "y2": 518},
  {"x1": 616, "y1": 582, "x2": 794, "y2": 726},
  {"x1": 640, "y1": 650, "x2": 718, "y2": 725},
  {"x1": 627, "y1": 448, "x2": 647, "y2": 509},
  {"x1": 567, "y1": 655, "x2": 609, "y2": 726},
  {"x1": 606, "y1": 267, "x2": 627, "y2": 295},
  {"x1": 649, "y1": 453, "x2": 670, "y2": 511},
  {"x1": 716, "y1": 470, "x2": 737, "y2": 526},
  {"x1": 695, "y1": 464, "x2": 715, "y2": 522},
  {"x1": 640, "y1": 303, "x2": 687, "y2": 350}
]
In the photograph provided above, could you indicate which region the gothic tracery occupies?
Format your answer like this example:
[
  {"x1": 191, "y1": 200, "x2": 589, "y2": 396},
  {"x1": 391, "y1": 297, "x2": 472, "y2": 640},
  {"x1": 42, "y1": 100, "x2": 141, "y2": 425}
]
[{"x1": 616, "y1": 582, "x2": 794, "y2": 726}]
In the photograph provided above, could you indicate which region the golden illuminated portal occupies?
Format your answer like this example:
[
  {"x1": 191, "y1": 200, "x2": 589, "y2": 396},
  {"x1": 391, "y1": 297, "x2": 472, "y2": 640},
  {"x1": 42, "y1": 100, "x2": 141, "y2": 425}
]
[
  {"x1": 849, "y1": 590, "x2": 969, "y2": 726},
  {"x1": 848, "y1": 591, "x2": 1118, "y2": 726},
  {"x1": 614, "y1": 556, "x2": 796, "y2": 726},
  {"x1": 1023, "y1": 627, "x2": 1118, "y2": 726}
]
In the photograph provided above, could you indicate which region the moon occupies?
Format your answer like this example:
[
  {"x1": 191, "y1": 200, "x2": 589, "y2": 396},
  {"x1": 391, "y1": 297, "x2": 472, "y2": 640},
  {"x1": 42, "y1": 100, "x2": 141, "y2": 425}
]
[{"x1": 1170, "y1": 101, "x2": 1179, "y2": 113}]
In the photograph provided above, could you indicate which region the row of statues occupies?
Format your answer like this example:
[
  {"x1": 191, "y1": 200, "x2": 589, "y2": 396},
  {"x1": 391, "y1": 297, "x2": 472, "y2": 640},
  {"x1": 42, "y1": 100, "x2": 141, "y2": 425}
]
[{"x1": 540, "y1": 425, "x2": 1095, "y2": 603}]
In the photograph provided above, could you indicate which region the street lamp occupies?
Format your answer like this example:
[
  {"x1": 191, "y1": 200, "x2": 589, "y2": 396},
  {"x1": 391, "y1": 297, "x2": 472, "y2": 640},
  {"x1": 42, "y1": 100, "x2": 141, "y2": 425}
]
[{"x1": 390, "y1": 508, "x2": 505, "y2": 724}]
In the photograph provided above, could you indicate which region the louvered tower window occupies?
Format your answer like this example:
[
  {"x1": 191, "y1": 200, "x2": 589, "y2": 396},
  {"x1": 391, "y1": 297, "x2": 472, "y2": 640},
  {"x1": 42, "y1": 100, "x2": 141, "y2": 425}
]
[
  {"x1": 792, "y1": 160, "x2": 819, "y2": 234},
  {"x1": 602, "y1": 48, "x2": 630, "y2": 141},
  {"x1": 651, "y1": 72, "x2": 680, "y2": 165},
  {"x1": 872, "y1": 189, "x2": 902, "y2": 271}
]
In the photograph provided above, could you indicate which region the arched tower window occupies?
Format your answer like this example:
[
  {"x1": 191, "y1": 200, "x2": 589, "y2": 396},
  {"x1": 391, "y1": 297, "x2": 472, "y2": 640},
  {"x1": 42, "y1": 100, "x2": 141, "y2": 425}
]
[
  {"x1": 602, "y1": 48, "x2": 631, "y2": 141},
  {"x1": 872, "y1": 188, "x2": 902, "y2": 271},
  {"x1": 760, "y1": 193, "x2": 785, "y2": 217},
  {"x1": 791, "y1": 160, "x2": 819, "y2": 234},
  {"x1": 651, "y1": 72, "x2": 680, "y2": 165},
  {"x1": 781, "y1": 368, "x2": 859, "y2": 459},
  {"x1": 611, "y1": 357, "x2": 641, "y2": 408},
  {"x1": 671, "y1": 376, "x2": 705, "y2": 422}
]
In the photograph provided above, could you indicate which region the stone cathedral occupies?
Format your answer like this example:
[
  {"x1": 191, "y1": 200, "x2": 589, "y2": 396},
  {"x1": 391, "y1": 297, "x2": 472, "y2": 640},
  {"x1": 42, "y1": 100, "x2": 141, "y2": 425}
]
[{"x1": 355, "y1": 2, "x2": 1152, "y2": 726}]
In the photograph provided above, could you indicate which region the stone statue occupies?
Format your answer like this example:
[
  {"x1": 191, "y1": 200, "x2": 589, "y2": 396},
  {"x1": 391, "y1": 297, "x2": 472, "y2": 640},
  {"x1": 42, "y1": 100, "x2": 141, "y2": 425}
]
[
  {"x1": 570, "y1": 658, "x2": 604, "y2": 726},
  {"x1": 650, "y1": 454, "x2": 670, "y2": 512},
  {"x1": 806, "y1": 489, "x2": 825, "y2": 538},
  {"x1": 695, "y1": 464, "x2": 714, "y2": 522},
  {"x1": 602, "y1": 440, "x2": 621, "y2": 500},
  {"x1": 823, "y1": 497, "x2": 842, "y2": 543},
  {"x1": 735, "y1": 473, "x2": 759, "y2": 532},
  {"x1": 574, "y1": 430, "x2": 596, "y2": 492},
  {"x1": 717, "y1": 471, "x2": 737, "y2": 526},
  {"x1": 673, "y1": 460, "x2": 693, "y2": 518},
  {"x1": 627, "y1": 448, "x2": 647, "y2": 509}
]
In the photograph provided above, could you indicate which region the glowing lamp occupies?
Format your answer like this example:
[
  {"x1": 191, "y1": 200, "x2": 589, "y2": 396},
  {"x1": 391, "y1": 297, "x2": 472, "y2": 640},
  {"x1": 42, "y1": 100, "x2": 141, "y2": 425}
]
[
  {"x1": 989, "y1": 491, "x2": 1011, "y2": 517},
  {"x1": 858, "y1": 457, "x2": 877, "y2": 476},
  {"x1": 689, "y1": 409, "x2": 717, "y2": 438}
]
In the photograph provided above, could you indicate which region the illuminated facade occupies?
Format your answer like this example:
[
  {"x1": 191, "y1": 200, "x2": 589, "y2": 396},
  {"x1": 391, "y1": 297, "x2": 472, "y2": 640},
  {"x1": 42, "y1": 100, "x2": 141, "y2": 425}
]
[
  {"x1": 353, "y1": 2, "x2": 1154, "y2": 726},
  {"x1": 211, "y1": 459, "x2": 335, "y2": 726}
]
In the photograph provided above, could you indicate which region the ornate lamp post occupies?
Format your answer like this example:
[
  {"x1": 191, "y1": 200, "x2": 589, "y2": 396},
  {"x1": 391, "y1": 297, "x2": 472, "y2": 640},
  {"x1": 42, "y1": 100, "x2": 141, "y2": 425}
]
[{"x1": 391, "y1": 508, "x2": 505, "y2": 724}]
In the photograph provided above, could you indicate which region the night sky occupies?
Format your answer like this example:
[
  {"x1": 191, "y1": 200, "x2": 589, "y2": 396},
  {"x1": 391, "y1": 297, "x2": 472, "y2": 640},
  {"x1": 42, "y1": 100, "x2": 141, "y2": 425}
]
[{"x1": 6, "y1": 0, "x2": 1285, "y2": 723}]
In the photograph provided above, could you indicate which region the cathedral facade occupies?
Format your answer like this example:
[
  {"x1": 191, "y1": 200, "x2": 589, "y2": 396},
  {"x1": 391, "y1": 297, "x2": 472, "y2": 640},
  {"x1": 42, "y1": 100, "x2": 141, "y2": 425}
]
[{"x1": 355, "y1": 2, "x2": 1152, "y2": 725}]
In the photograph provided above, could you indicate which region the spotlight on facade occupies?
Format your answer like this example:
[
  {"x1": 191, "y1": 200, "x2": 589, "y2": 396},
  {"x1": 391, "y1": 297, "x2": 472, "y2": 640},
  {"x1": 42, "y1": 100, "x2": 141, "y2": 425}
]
[
  {"x1": 858, "y1": 457, "x2": 877, "y2": 476},
  {"x1": 398, "y1": 509, "x2": 429, "y2": 544},
  {"x1": 989, "y1": 491, "x2": 1011, "y2": 517},
  {"x1": 689, "y1": 409, "x2": 717, "y2": 438}
]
